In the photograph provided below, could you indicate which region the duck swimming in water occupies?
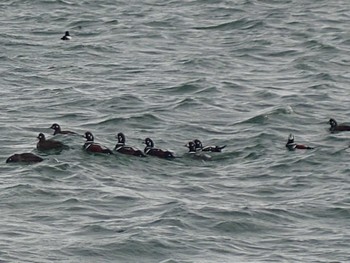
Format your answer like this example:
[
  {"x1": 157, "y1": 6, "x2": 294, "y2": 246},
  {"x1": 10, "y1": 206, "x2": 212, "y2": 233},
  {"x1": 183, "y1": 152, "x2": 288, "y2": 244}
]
[
  {"x1": 83, "y1": 131, "x2": 113, "y2": 154},
  {"x1": 61, "y1": 31, "x2": 71, "y2": 40},
  {"x1": 143, "y1": 138, "x2": 175, "y2": 159},
  {"x1": 329, "y1": 118, "x2": 350, "y2": 132},
  {"x1": 50, "y1": 123, "x2": 77, "y2": 135},
  {"x1": 37, "y1": 133, "x2": 68, "y2": 152},
  {"x1": 285, "y1": 134, "x2": 313, "y2": 151},
  {"x1": 6, "y1": 153, "x2": 44, "y2": 163},
  {"x1": 185, "y1": 141, "x2": 212, "y2": 160},
  {"x1": 193, "y1": 139, "x2": 226, "y2": 152},
  {"x1": 114, "y1": 132, "x2": 145, "y2": 157}
]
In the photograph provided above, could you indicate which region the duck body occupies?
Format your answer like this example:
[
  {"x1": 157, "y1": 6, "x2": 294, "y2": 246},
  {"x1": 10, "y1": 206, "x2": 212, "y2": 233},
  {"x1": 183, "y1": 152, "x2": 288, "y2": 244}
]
[
  {"x1": 50, "y1": 123, "x2": 77, "y2": 135},
  {"x1": 194, "y1": 139, "x2": 226, "y2": 152},
  {"x1": 6, "y1": 153, "x2": 43, "y2": 163},
  {"x1": 115, "y1": 133, "x2": 145, "y2": 157},
  {"x1": 115, "y1": 145, "x2": 145, "y2": 157},
  {"x1": 83, "y1": 132, "x2": 113, "y2": 154},
  {"x1": 285, "y1": 134, "x2": 313, "y2": 151},
  {"x1": 37, "y1": 133, "x2": 68, "y2": 152},
  {"x1": 143, "y1": 138, "x2": 175, "y2": 159},
  {"x1": 329, "y1": 118, "x2": 350, "y2": 132}
]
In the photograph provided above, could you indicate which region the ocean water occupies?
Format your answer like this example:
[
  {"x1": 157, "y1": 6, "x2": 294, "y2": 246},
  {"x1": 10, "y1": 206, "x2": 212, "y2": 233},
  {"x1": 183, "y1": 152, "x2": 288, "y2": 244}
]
[{"x1": 1, "y1": 0, "x2": 350, "y2": 262}]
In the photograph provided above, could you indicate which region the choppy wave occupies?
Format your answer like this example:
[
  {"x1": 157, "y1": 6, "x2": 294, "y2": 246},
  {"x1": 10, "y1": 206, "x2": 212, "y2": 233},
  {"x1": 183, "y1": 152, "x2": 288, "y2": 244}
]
[{"x1": 1, "y1": 0, "x2": 350, "y2": 262}]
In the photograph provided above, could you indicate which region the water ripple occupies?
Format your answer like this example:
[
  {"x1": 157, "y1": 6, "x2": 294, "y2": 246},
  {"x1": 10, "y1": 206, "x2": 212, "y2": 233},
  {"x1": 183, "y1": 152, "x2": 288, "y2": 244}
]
[{"x1": 1, "y1": 0, "x2": 350, "y2": 262}]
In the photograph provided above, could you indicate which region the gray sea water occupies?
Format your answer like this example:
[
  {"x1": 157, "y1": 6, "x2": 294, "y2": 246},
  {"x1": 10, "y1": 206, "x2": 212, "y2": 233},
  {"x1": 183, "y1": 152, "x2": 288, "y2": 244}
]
[{"x1": 1, "y1": 0, "x2": 350, "y2": 262}]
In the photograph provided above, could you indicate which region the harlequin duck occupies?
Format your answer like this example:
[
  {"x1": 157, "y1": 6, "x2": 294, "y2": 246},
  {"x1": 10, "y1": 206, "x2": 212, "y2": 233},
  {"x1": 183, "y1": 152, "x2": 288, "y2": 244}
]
[
  {"x1": 50, "y1": 123, "x2": 77, "y2": 135},
  {"x1": 329, "y1": 118, "x2": 350, "y2": 132},
  {"x1": 37, "y1": 133, "x2": 68, "y2": 152},
  {"x1": 114, "y1": 132, "x2": 145, "y2": 157},
  {"x1": 185, "y1": 141, "x2": 197, "y2": 153},
  {"x1": 6, "y1": 153, "x2": 43, "y2": 163},
  {"x1": 285, "y1": 134, "x2": 314, "y2": 151},
  {"x1": 143, "y1": 138, "x2": 175, "y2": 159},
  {"x1": 61, "y1": 31, "x2": 71, "y2": 40},
  {"x1": 83, "y1": 131, "x2": 113, "y2": 154},
  {"x1": 185, "y1": 141, "x2": 212, "y2": 160},
  {"x1": 193, "y1": 139, "x2": 226, "y2": 152}
]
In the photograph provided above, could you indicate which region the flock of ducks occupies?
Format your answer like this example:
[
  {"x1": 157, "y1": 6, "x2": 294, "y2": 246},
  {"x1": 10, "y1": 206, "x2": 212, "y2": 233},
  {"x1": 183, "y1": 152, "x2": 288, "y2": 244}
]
[
  {"x1": 5, "y1": 118, "x2": 350, "y2": 164},
  {"x1": 59, "y1": 32, "x2": 350, "y2": 152},
  {"x1": 286, "y1": 118, "x2": 350, "y2": 150},
  {"x1": 5, "y1": 123, "x2": 227, "y2": 163},
  {"x1": 8, "y1": 32, "x2": 348, "y2": 163}
]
